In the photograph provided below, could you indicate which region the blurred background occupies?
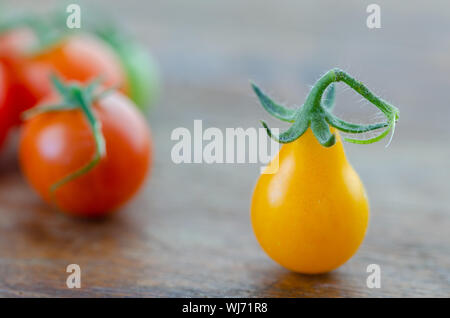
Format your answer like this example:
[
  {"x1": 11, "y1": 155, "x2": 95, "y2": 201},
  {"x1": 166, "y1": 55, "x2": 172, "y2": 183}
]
[{"x1": 0, "y1": 0, "x2": 448, "y2": 297}]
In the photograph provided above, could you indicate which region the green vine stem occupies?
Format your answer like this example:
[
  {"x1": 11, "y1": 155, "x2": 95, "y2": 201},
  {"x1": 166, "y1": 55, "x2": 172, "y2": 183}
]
[
  {"x1": 23, "y1": 77, "x2": 108, "y2": 205},
  {"x1": 252, "y1": 68, "x2": 399, "y2": 147}
]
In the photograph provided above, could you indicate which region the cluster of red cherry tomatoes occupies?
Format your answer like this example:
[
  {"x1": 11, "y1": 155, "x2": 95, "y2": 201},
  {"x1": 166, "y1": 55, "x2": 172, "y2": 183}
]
[{"x1": 0, "y1": 13, "x2": 158, "y2": 218}]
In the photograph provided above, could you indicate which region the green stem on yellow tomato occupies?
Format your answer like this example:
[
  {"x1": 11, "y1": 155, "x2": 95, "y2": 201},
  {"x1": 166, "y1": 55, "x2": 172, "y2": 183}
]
[{"x1": 252, "y1": 68, "x2": 400, "y2": 147}]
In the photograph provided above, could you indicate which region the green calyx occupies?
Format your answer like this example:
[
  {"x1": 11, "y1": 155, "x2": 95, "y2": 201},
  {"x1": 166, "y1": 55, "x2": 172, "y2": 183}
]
[
  {"x1": 252, "y1": 68, "x2": 400, "y2": 147},
  {"x1": 23, "y1": 76, "x2": 110, "y2": 201}
]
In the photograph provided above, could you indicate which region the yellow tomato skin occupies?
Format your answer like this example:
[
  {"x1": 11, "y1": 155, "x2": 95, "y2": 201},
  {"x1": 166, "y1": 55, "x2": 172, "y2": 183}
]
[{"x1": 251, "y1": 128, "x2": 369, "y2": 274}]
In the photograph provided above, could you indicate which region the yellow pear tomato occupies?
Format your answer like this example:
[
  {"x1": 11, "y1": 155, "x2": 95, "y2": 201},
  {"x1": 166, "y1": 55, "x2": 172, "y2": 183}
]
[
  {"x1": 252, "y1": 128, "x2": 369, "y2": 274},
  {"x1": 250, "y1": 68, "x2": 399, "y2": 274}
]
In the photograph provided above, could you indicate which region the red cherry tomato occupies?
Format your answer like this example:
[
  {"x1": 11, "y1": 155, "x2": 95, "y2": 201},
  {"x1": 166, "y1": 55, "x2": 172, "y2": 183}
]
[
  {"x1": 0, "y1": 62, "x2": 14, "y2": 149},
  {"x1": 19, "y1": 91, "x2": 151, "y2": 217},
  {"x1": 10, "y1": 34, "x2": 127, "y2": 123},
  {"x1": 0, "y1": 27, "x2": 38, "y2": 127}
]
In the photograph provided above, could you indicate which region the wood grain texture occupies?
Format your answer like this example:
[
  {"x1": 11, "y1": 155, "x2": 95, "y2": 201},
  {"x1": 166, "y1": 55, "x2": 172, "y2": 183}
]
[{"x1": 0, "y1": 0, "x2": 449, "y2": 297}]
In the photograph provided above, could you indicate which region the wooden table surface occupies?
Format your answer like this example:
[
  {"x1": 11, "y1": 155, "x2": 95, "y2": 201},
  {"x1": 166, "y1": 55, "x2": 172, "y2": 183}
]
[{"x1": 0, "y1": 0, "x2": 449, "y2": 297}]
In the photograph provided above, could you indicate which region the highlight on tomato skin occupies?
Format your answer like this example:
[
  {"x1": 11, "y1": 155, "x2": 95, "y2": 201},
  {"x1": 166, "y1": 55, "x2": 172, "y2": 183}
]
[{"x1": 18, "y1": 81, "x2": 153, "y2": 218}]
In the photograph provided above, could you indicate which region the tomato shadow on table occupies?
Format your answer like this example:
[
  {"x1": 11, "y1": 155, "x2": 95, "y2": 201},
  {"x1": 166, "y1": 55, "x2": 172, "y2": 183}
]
[
  {"x1": 2, "y1": 199, "x2": 152, "y2": 262},
  {"x1": 256, "y1": 267, "x2": 346, "y2": 297}
]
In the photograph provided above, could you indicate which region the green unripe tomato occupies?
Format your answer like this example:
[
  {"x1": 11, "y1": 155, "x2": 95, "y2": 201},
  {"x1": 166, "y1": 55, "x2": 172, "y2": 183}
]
[
  {"x1": 96, "y1": 31, "x2": 160, "y2": 113},
  {"x1": 113, "y1": 41, "x2": 160, "y2": 112}
]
